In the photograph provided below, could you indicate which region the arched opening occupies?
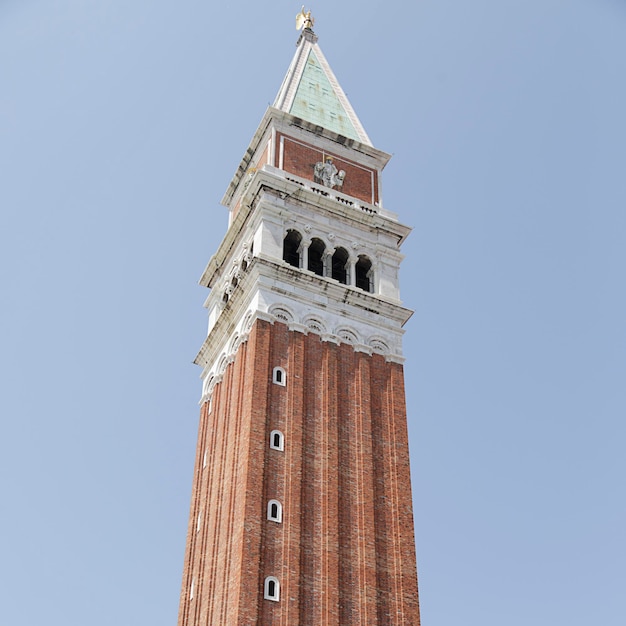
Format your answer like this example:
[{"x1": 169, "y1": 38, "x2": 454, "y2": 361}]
[
  {"x1": 267, "y1": 499, "x2": 283, "y2": 523},
  {"x1": 264, "y1": 576, "x2": 280, "y2": 601},
  {"x1": 273, "y1": 367, "x2": 286, "y2": 386},
  {"x1": 270, "y1": 430, "x2": 284, "y2": 451},
  {"x1": 355, "y1": 255, "x2": 373, "y2": 292},
  {"x1": 283, "y1": 230, "x2": 302, "y2": 268},
  {"x1": 331, "y1": 247, "x2": 349, "y2": 284},
  {"x1": 308, "y1": 238, "x2": 326, "y2": 276}
]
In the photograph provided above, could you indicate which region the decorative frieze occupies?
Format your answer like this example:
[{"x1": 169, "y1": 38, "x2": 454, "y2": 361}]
[{"x1": 200, "y1": 302, "x2": 405, "y2": 403}]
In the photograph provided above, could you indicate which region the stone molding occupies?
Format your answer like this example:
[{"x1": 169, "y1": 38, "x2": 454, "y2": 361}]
[{"x1": 199, "y1": 305, "x2": 406, "y2": 403}]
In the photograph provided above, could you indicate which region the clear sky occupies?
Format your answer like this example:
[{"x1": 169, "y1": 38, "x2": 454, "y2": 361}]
[{"x1": 1, "y1": 1, "x2": 625, "y2": 625}]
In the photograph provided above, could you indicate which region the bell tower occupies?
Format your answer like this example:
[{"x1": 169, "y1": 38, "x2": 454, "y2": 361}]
[{"x1": 177, "y1": 15, "x2": 421, "y2": 626}]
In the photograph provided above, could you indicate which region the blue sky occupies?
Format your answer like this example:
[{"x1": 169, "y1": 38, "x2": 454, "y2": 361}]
[{"x1": 1, "y1": 1, "x2": 625, "y2": 624}]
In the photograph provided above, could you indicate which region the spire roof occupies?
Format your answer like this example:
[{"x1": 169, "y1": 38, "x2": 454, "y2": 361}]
[{"x1": 273, "y1": 28, "x2": 372, "y2": 146}]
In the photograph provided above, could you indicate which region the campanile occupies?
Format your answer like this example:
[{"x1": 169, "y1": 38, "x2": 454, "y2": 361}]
[{"x1": 177, "y1": 12, "x2": 421, "y2": 625}]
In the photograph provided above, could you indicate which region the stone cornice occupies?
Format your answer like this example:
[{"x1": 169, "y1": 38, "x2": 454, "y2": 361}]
[
  {"x1": 253, "y1": 257, "x2": 413, "y2": 326},
  {"x1": 194, "y1": 256, "x2": 412, "y2": 374}
]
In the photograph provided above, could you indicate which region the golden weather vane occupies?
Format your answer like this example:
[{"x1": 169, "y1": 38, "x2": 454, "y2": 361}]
[{"x1": 296, "y1": 6, "x2": 314, "y2": 30}]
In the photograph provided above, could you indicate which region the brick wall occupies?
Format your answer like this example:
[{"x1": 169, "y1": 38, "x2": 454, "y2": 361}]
[
  {"x1": 177, "y1": 319, "x2": 420, "y2": 625},
  {"x1": 277, "y1": 133, "x2": 380, "y2": 206}
]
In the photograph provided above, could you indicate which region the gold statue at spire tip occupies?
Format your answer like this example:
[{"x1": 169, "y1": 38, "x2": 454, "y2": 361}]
[{"x1": 296, "y1": 6, "x2": 314, "y2": 30}]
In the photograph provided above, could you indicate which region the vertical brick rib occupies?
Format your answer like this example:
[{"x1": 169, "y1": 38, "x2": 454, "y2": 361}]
[
  {"x1": 239, "y1": 321, "x2": 270, "y2": 625},
  {"x1": 390, "y1": 364, "x2": 421, "y2": 624},
  {"x1": 387, "y1": 364, "x2": 404, "y2": 621},
  {"x1": 284, "y1": 327, "x2": 304, "y2": 626},
  {"x1": 371, "y1": 354, "x2": 394, "y2": 624},
  {"x1": 320, "y1": 337, "x2": 330, "y2": 626},
  {"x1": 327, "y1": 340, "x2": 341, "y2": 624},
  {"x1": 299, "y1": 329, "x2": 320, "y2": 625},
  {"x1": 322, "y1": 337, "x2": 340, "y2": 624},
  {"x1": 354, "y1": 353, "x2": 367, "y2": 624},
  {"x1": 195, "y1": 400, "x2": 214, "y2": 625},
  {"x1": 213, "y1": 362, "x2": 235, "y2": 624},
  {"x1": 357, "y1": 352, "x2": 379, "y2": 625},
  {"x1": 194, "y1": 398, "x2": 213, "y2": 625},
  {"x1": 202, "y1": 377, "x2": 223, "y2": 624},
  {"x1": 177, "y1": 400, "x2": 209, "y2": 626},
  {"x1": 337, "y1": 343, "x2": 355, "y2": 624},
  {"x1": 222, "y1": 342, "x2": 250, "y2": 624}
]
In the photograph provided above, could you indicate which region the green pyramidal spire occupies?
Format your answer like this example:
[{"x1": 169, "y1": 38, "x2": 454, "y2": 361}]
[{"x1": 273, "y1": 27, "x2": 372, "y2": 145}]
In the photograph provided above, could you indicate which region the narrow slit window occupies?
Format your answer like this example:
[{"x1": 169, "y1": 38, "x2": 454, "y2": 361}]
[
  {"x1": 264, "y1": 576, "x2": 280, "y2": 602},
  {"x1": 270, "y1": 430, "x2": 284, "y2": 451},
  {"x1": 267, "y1": 499, "x2": 282, "y2": 523},
  {"x1": 273, "y1": 367, "x2": 286, "y2": 386}
]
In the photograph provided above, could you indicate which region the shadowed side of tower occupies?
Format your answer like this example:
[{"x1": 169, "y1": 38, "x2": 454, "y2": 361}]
[{"x1": 177, "y1": 19, "x2": 420, "y2": 626}]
